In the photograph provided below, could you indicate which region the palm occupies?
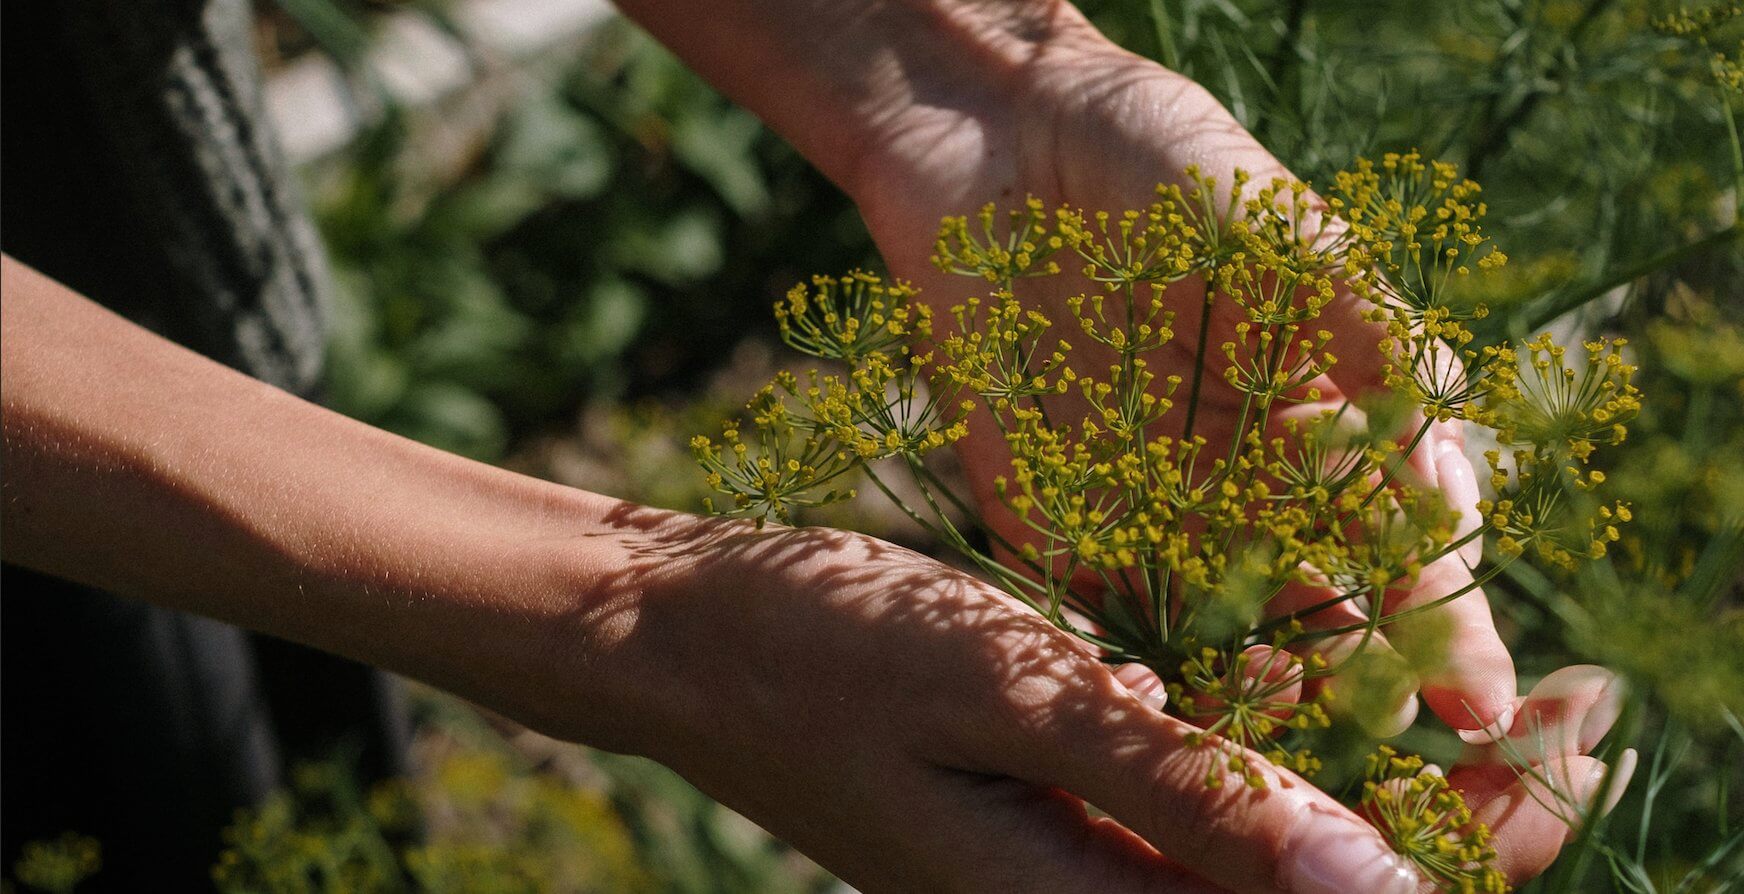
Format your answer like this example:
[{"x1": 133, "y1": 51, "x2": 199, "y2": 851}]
[
  {"x1": 853, "y1": 47, "x2": 1344, "y2": 568},
  {"x1": 846, "y1": 39, "x2": 1530, "y2": 742}
]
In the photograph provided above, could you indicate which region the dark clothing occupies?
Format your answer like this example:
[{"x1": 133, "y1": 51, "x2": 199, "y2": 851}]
[
  {"x1": 3, "y1": 0, "x2": 407, "y2": 888},
  {"x1": 3, "y1": 0, "x2": 329, "y2": 389}
]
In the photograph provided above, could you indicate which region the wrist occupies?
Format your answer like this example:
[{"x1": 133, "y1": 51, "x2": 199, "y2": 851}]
[
  {"x1": 256, "y1": 438, "x2": 724, "y2": 758},
  {"x1": 520, "y1": 507, "x2": 762, "y2": 760}
]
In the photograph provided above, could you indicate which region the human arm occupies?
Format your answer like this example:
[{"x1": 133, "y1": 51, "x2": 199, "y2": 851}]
[{"x1": 1, "y1": 254, "x2": 1416, "y2": 891}]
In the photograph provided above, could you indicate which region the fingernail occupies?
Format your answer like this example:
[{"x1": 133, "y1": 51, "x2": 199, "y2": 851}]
[
  {"x1": 1513, "y1": 666, "x2": 1623, "y2": 758},
  {"x1": 1577, "y1": 673, "x2": 1626, "y2": 754},
  {"x1": 1116, "y1": 666, "x2": 1170, "y2": 712},
  {"x1": 1561, "y1": 751, "x2": 1638, "y2": 842},
  {"x1": 1280, "y1": 806, "x2": 1419, "y2": 894},
  {"x1": 1601, "y1": 748, "x2": 1638, "y2": 816},
  {"x1": 1435, "y1": 439, "x2": 1483, "y2": 568},
  {"x1": 1369, "y1": 693, "x2": 1419, "y2": 739},
  {"x1": 1456, "y1": 703, "x2": 1515, "y2": 744}
]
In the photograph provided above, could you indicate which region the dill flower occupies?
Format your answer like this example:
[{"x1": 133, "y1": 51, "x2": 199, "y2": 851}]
[
  {"x1": 933, "y1": 198, "x2": 1063, "y2": 283},
  {"x1": 689, "y1": 388, "x2": 859, "y2": 525},
  {"x1": 1363, "y1": 746, "x2": 1507, "y2": 893},
  {"x1": 1655, "y1": 4, "x2": 1744, "y2": 93},
  {"x1": 1172, "y1": 643, "x2": 1330, "y2": 786},
  {"x1": 775, "y1": 270, "x2": 931, "y2": 362},
  {"x1": 1480, "y1": 335, "x2": 1641, "y2": 461},
  {"x1": 695, "y1": 154, "x2": 1640, "y2": 886}
]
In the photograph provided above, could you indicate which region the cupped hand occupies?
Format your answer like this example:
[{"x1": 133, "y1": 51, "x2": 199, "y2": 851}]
[
  {"x1": 811, "y1": 5, "x2": 1638, "y2": 886},
  {"x1": 844, "y1": 4, "x2": 1513, "y2": 743}
]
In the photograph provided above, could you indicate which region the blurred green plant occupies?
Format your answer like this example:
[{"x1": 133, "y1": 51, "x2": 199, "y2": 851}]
[
  {"x1": 4, "y1": 834, "x2": 101, "y2": 894},
  {"x1": 300, "y1": 17, "x2": 873, "y2": 459},
  {"x1": 210, "y1": 735, "x2": 645, "y2": 892},
  {"x1": 208, "y1": 688, "x2": 835, "y2": 894}
]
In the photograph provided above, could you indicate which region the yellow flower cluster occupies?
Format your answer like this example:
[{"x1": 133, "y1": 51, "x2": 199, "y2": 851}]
[
  {"x1": 773, "y1": 270, "x2": 932, "y2": 362},
  {"x1": 1476, "y1": 335, "x2": 1641, "y2": 567},
  {"x1": 695, "y1": 155, "x2": 1638, "y2": 884},
  {"x1": 1336, "y1": 152, "x2": 1504, "y2": 422},
  {"x1": 1172, "y1": 642, "x2": 1331, "y2": 787},
  {"x1": 1363, "y1": 746, "x2": 1507, "y2": 893},
  {"x1": 1656, "y1": 4, "x2": 1744, "y2": 93}
]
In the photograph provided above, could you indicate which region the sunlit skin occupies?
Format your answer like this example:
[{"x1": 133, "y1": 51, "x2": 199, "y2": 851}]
[{"x1": 3, "y1": 0, "x2": 1632, "y2": 891}]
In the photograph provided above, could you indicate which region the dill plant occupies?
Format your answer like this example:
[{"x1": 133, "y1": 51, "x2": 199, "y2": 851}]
[{"x1": 692, "y1": 152, "x2": 1641, "y2": 891}]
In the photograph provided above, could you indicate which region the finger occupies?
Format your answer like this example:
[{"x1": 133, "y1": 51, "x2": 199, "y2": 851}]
[
  {"x1": 1381, "y1": 544, "x2": 1516, "y2": 739},
  {"x1": 1444, "y1": 665, "x2": 1635, "y2": 885},
  {"x1": 895, "y1": 771, "x2": 1230, "y2": 894},
  {"x1": 1315, "y1": 267, "x2": 1500, "y2": 665},
  {"x1": 1318, "y1": 297, "x2": 1511, "y2": 736},
  {"x1": 1459, "y1": 665, "x2": 1625, "y2": 767},
  {"x1": 1114, "y1": 662, "x2": 1170, "y2": 712},
  {"x1": 721, "y1": 717, "x2": 1225, "y2": 892},
  {"x1": 1269, "y1": 577, "x2": 1420, "y2": 738},
  {"x1": 1430, "y1": 425, "x2": 1485, "y2": 568},
  {"x1": 1447, "y1": 751, "x2": 1637, "y2": 885},
  {"x1": 967, "y1": 659, "x2": 1422, "y2": 894},
  {"x1": 1264, "y1": 386, "x2": 1512, "y2": 738},
  {"x1": 1310, "y1": 630, "x2": 1420, "y2": 738}
]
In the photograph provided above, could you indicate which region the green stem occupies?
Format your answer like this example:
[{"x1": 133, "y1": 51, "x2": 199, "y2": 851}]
[
  {"x1": 1353, "y1": 417, "x2": 1435, "y2": 515},
  {"x1": 1250, "y1": 587, "x2": 1369, "y2": 637},
  {"x1": 1181, "y1": 292, "x2": 1217, "y2": 442},
  {"x1": 1415, "y1": 522, "x2": 1491, "y2": 567},
  {"x1": 863, "y1": 467, "x2": 1046, "y2": 604},
  {"x1": 1685, "y1": 386, "x2": 1714, "y2": 456},
  {"x1": 1148, "y1": 0, "x2": 1180, "y2": 70},
  {"x1": 1722, "y1": 89, "x2": 1743, "y2": 222},
  {"x1": 1524, "y1": 222, "x2": 1741, "y2": 332},
  {"x1": 910, "y1": 460, "x2": 1025, "y2": 559}
]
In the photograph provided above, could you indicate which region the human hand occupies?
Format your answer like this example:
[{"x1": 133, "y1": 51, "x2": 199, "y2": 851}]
[
  {"x1": 839, "y1": 4, "x2": 1510, "y2": 745},
  {"x1": 555, "y1": 511, "x2": 1629, "y2": 893}
]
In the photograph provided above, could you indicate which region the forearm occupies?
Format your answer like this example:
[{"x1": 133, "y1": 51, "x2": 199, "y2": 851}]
[{"x1": 0, "y1": 256, "x2": 665, "y2": 742}]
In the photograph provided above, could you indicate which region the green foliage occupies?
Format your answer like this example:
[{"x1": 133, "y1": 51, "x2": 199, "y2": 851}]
[
  {"x1": 310, "y1": 19, "x2": 872, "y2": 460},
  {"x1": 7, "y1": 834, "x2": 100, "y2": 894},
  {"x1": 211, "y1": 750, "x2": 651, "y2": 892},
  {"x1": 208, "y1": 691, "x2": 834, "y2": 894}
]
